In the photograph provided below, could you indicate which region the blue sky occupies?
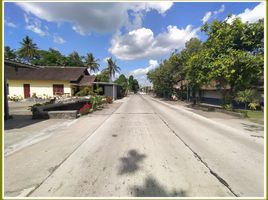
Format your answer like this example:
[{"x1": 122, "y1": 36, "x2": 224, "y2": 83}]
[{"x1": 4, "y1": 1, "x2": 265, "y2": 85}]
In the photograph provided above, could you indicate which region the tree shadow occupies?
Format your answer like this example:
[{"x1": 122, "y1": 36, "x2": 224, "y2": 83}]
[
  {"x1": 241, "y1": 123, "x2": 264, "y2": 132},
  {"x1": 4, "y1": 114, "x2": 46, "y2": 130},
  {"x1": 118, "y1": 149, "x2": 146, "y2": 175},
  {"x1": 130, "y1": 176, "x2": 187, "y2": 197}
]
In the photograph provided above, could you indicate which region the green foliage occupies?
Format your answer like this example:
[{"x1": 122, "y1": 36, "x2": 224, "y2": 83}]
[
  {"x1": 84, "y1": 53, "x2": 100, "y2": 72},
  {"x1": 114, "y1": 74, "x2": 128, "y2": 95},
  {"x1": 223, "y1": 104, "x2": 233, "y2": 111},
  {"x1": 67, "y1": 51, "x2": 84, "y2": 66},
  {"x1": 147, "y1": 60, "x2": 175, "y2": 98},
  {"x1": 31, "y1": 48, "x2": 67, "y2": 66},
  {"x1": 200, "y1": 18, "x2": 264, "y2": 98},
  {"x1": 4, "y1": 46, "x2": 17, "y2": 60},
  {"x1": 90, "y1": 95, "x2": 103, "y2": 109},
  {"x1": 248, "y1": 102, "x2": 258, "y2": 110},
  {"x1": 236, "y1": 89, "x2": 255, "y2": 109},
  {"x1": 95, "y1": 69, "x2": 110, "y2": 82},
  {"x1": 128, "y1": 75, "x2": 139, "y2": 93},
  {"x1": 75, "y1": 87, "x2": 93, "y2": 96},
  {"x1": 94, "y1": 86, "x2": 103, "y2": 95},
  {"x1": 17, "y1": 36, "x2": 39, "y2": 62},
  {"x1": 106, "y1": 57, "x2": 120, "y2": 81},
  {"x1": 147, "y1": 17, "x2": 263, "y2": 103}
]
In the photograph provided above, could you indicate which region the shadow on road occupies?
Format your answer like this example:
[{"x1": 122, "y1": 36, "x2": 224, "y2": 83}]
[
  {"x1": 118, "y1": 149, "x2": 146, "y2": 175},
  {"x1": 130, "y1": 176, "x2": 187, "y2": 197},
  {"x1": 4, "y1": 115, "x2": 46, "y2": 130},
  {"x1": 241, "y1": 123, "x2": 263, "y2": 132}
]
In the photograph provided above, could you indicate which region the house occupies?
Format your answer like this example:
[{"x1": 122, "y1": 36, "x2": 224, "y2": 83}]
[
  {"x1": 5, "y1": 59, "x2": 95, "y2": 99},
  {"x1": 174, "y1": 79, "x2": 264, "y2": 107}
]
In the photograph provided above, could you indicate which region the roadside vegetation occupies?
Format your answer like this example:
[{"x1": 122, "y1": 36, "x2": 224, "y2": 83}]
[{"x1": 147, "y1": 17, "x2": 264, "y2": 117}]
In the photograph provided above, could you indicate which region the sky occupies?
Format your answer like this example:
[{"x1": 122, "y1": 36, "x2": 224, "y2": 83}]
[{"x1": 4, "y1": 1, "x2": 265, "y2": 86}]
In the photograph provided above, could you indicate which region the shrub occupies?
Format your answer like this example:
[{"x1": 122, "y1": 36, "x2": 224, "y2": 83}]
[
  {"x1": 236, "y1": 89, "x2": 255, "y2": 110},
  {"x1": 75, "y1": 87, "x2": 93, "y2": 96},
  {"x1": 90, "y1": 95, "x2": 103, "y2": 109},
  {"x1": 94, "y1": 87, "x2": 103, "y2": 95},
  {"x1": 249, "y1": 102, "x2": 259, "y2": 110},
  {"x1": 106, "y1": 96, "x2": 113, "y2": 104},
  {"x1": 223, "y1": 104, "x2": 233, "y2": 111},
  {"x1": 79, "y1": 103, "x2": 92, "y2": 115}
]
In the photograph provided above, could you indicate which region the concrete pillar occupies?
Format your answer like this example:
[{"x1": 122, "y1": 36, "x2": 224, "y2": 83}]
[{"x1": 112, "y1": 85, "x2": 116, "y2": 100}]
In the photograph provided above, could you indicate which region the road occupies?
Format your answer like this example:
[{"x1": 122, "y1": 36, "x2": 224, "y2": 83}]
[{"x1": 4, "y1": 95, "x2": 264, "y2": 197}]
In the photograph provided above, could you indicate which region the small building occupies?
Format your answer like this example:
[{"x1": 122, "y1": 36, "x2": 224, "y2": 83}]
[
  {"x1": 93, "y1": 82, "x2": 123, "y2": 100},
  {"x1": 5, "y1": 60, "x2": 95, "y2": 99}
]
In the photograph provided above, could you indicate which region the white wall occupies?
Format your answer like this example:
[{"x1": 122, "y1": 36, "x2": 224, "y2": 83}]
[{"x1": 7, "y1": 80, "x2": 72, "y2": 98}]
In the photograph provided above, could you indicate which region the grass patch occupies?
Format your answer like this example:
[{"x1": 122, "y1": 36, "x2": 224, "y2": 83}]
[
  {"x1": 246, "y1": 110, "x2": 264, "y2": 124},
  {"x1": 232, "y1": 109, "x2": 264, "y2": 124}
]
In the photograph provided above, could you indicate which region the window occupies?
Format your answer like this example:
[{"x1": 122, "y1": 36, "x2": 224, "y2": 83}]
[{"x1": 53, "y1": 84, "x2": 64, "y2": 95}]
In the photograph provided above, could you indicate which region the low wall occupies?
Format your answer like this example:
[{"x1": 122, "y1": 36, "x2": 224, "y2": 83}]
[{"x1": 32, "y1": 100, "x2": 88, "y2": 119}]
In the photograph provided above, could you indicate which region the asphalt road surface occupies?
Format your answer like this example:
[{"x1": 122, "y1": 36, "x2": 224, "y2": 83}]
[{"x1": 4, "y1": 94, "x2": 264, "y2": 197}]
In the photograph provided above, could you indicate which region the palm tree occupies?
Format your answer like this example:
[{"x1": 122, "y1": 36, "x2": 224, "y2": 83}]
[
  {"x1": 4, "y1": 46, "x2": 17, "y2": 60},
  {"x1": 17, "y1": 36, "x2": 39, "y2": 63},
  {"x1": 106, "y1": 57, "x2": 120, "y2": 82},
  {"x1": 84, "y1": 53, "x2": 100, "y2": 73}
]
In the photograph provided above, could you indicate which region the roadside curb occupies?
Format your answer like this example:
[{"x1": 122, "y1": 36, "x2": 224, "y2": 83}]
[{"x1": 147, "y1": 96, "x2": 260, "y2": 140}]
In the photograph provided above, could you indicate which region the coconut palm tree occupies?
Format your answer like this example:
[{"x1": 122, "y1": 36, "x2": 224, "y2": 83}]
[
  {"x1": 84, "y1": 53, "x2": 100, "y2": 73},
  {"x1": 17, "y1": 36, "x2": 39, "y2": 63},
  {"x1": 106, "y1": 57, "x2": 120, "y2": 82}
]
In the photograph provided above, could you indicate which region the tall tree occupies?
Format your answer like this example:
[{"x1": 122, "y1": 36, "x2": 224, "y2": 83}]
[
  {"x1": 201, "y1": 17, "x2": 264, "y2": 101},
  {"x1": 84, "y1": 53, "x2": 100, "y2": 73},
  {"x1": 17, "y1": 36, "x2": 39, "y2": 63},
  {"x1": 147, "y1": 59, "x2": 175, "y2": 98},
  {"x1": 106, "y1": 57, "x2": 120, "y2": 82},
  {"x1": 115, "y1": 74, "x2": 129, "y2": 95},
  {"x1": 67, "y1": 51, "x2": 83, "y2": 66},
  {"x1": 4, "y1": 46, "x2": 17, "y2": 60}
]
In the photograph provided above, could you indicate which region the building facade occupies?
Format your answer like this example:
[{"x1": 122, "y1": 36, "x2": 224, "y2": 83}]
[{"x1": 5, "y1": 60, "x2": 95, "y2": 99}]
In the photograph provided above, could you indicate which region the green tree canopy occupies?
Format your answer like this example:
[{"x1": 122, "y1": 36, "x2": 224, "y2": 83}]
[
  {"x1": 95, "y1": 69, "x2": 110, "y2": 82},
  {"x1": 67, "y1": 51, "x2": 84, "y2": 66},
  {"x1": 17, "y1": 36, "x2": 39, "y2": 63},
  {"x1": 84, "y1": 53, "x2": 100, "y2": 73},
  {"x1": 4, "y1": 46, "x2": 17, "y2": 60},
  {"x1": 106, "y1": 57, "x2": 120, "y2": 81},
  {"x1": 115, "y1": 74, "x2": 129, "y2": 95},
  {"x1": 31, "y1": 48, "x2": 67, "y2": 66}
]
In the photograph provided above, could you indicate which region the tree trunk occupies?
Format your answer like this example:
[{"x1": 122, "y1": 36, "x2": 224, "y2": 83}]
[{"x1": 192, "y1": 86, "x2": 196, "y2": 105}]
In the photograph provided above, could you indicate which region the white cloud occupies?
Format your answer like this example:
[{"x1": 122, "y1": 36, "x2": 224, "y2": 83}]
[
  {"x1": 109, "y1": 25, "x2": 199, "y2": 60},
  {"x1": 129, "y1": 59, "x2": 159, "y2": 76},
  {"x1": 24, "y1": 14, "x2": 48, "y2": 37},
  {"x1": 103, "y1": 57, "x2": 110, "y2": 63},
  {"x1": 16, "y1": 2, "x2": 173, "y2": 35},
  {"x1": 128, "y1": 60, "x2": 159, "y2": 86},
  {"x1": 53, "y1": 34, "x2": 66, "y2": 44},
  {"x1": 202, "y1": 4, "x2": 225, "y2": 24},
  {"x1": 227, "y1": 2, "x2": 264, "y2": 24},
  {"x1": 4, "y1": 18, "x2": 17, "y2": 28},
  {"x1": 214, "y1": 4, "x2": 225, "y2": 15},
  {"x1": 202, "y1": 12, "x2": 212, "y2": 24}
]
